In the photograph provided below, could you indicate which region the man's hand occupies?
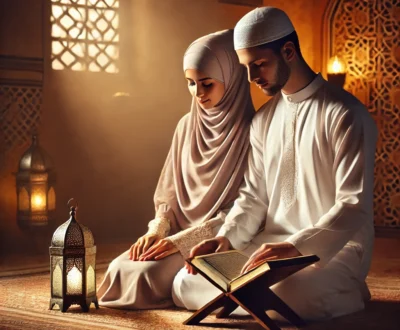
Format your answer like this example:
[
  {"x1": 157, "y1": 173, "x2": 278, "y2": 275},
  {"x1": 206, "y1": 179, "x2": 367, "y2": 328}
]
[
  {"x1": 129, "y1": 234, "x2": 161, "y2": 261},
  {"x1": 139, "y1": 238, "x2": 178, "y2": 261},
  {"x1": 241, "y1": 242, "x2": 301, "y2": 274},
  {"x1": 185, "y1": 236, "x2": 232, "y2": 275}
]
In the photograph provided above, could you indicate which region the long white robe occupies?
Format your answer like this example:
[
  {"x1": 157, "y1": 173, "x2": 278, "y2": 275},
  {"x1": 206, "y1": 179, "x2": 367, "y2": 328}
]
[{"x1": 172, "y1": 74, "x2": 378, "y2": 321}]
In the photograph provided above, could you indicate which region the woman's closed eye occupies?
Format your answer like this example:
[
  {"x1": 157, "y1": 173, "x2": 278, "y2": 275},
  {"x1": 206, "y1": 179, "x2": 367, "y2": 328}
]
[{"x1": 188, "y1": 82, "x2": 213, "y2": 88}]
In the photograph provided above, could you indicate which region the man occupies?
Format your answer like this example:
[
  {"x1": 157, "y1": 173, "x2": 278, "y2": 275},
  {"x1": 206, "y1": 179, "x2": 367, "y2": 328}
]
[{"x1": 172, "y1": 6, "x2": 377, "y2": 321}]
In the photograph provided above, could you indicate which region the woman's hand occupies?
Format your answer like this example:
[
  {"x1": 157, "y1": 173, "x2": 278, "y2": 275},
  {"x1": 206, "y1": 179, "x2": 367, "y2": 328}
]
[
  {"x1": 241, "y1": 242, "x2": 301, "y2": 274},
  {"x1": 129, "y1": 234, "x2": 161, "y2": 261},
  {"x1": 139, "y1": 238, "x2": 178, "y2": 261}
]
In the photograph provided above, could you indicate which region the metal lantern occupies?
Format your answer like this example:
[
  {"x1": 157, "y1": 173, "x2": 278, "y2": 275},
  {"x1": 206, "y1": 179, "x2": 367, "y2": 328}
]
[
  {"x1": 49, "y1": 199, "x2": 98, "y2": 312},
  {"x1": 16, "y1": 135, "x2": 56, "y2": 228}
]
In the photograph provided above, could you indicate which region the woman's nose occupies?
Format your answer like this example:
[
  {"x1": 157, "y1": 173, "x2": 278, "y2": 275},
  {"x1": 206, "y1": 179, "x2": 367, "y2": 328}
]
[{"x1": 195, "y1": 85, "x2": 205, "y2": 97}]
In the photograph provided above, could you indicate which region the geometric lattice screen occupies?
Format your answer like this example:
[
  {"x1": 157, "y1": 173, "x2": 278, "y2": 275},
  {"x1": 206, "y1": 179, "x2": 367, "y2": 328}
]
[
  {"x1": 0, "y1": 86, "x2": 42, "y2": 152},
  {"x1": 51, "y1": 0, "x2": 119, "y2": 73},
  {"x1": 328, "y1": 0, "x2": 400, "y2": 227}
]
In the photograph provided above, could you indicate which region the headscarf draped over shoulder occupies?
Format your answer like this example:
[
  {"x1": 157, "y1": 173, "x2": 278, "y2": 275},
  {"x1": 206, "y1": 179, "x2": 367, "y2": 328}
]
[{"x1": 154, "y1": 29, "x2": 254, "y2": 233}]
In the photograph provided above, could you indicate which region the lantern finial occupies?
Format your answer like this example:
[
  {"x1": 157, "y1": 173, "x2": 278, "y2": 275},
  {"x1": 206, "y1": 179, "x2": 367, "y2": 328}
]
[{"x1": 67, "y1": 198, "x2": 78, "y2": 221}]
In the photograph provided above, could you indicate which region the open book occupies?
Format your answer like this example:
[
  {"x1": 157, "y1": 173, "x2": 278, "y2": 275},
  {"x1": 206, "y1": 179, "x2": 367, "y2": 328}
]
[{"x1": 187, "y1": 250, "x2": 319, "y2": 293}]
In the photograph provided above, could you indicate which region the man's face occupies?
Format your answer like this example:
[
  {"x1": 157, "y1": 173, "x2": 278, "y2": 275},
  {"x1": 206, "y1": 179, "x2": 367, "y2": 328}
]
[{"x1": 236, "y1": 46, "x2": 290, "y2": 96}]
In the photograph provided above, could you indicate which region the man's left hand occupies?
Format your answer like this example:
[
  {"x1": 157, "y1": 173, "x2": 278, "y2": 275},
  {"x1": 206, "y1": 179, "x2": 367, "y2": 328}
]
[
  {"x1": 241, "y1": 242, "x2": 301, "y2": 274},
  {"x1": 139, "y1": 238, "x2": 178, "y2": 261}
]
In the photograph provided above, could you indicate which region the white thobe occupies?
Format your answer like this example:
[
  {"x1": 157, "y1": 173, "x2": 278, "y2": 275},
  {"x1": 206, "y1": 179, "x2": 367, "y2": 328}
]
[{"x1": 172, "y1": 74, "x2": 378, "y2": 321}]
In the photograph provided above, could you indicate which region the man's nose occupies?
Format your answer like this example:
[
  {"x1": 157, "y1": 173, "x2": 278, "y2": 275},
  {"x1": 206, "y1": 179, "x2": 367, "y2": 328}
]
[{"x1": 247, "y1": 66, "x2": 259, "y2": 83}]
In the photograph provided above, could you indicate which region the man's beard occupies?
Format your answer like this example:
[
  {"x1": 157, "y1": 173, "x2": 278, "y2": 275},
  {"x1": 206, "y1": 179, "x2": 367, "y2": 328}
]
[{"x1": 262, "y1": 57, "x2": 290, "y2": 96}]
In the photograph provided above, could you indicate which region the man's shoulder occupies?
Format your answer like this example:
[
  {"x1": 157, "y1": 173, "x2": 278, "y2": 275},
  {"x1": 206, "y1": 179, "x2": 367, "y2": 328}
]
[
  {"x1": 320, "y1": 81, "x2": 367, "y2": 115},
  {"x1": 319, "y1": 81, "x2": 376, "y2": 130}
]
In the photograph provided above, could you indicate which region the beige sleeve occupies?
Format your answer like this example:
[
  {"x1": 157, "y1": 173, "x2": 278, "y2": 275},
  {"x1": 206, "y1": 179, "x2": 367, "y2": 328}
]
[
  {"x1": 168, "y1": 213, "x2": 226, "y2": 259},
  {"x1": 145, "y1": 217, "x2": 171, "y2": 238}
]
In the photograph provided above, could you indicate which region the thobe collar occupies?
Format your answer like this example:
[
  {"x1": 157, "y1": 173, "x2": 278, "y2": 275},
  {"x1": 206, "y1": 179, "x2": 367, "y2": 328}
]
[{"x1": 281, "y1": 73, "x2": 324, "y2": 104}]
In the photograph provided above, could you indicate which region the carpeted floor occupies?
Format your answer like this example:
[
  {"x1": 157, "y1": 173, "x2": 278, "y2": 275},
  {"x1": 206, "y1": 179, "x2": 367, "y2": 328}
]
[
  {"x1": 1, "y1": 238, "x2": 400, "y2": 330},
  {"x1": 1, "y1": 268, "x2": 400, "y2": 329}
]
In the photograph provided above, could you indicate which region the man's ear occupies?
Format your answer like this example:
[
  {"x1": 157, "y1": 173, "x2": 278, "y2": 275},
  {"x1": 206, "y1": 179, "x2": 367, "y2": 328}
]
[{"x1": 282, "y1": 42, "x2": 296, "y2": 61}]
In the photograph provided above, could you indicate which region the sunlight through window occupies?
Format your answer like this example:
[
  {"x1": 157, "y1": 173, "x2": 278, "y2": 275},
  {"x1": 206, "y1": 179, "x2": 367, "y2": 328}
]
[{"x1": 51, "y1": 0, "x2": 119, "y2": 73}]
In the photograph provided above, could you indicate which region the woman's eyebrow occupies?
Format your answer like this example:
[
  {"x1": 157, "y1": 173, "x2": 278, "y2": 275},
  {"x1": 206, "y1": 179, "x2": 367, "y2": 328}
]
[{"x1": 185, "y1": 77, "x2": 212, "y2": 81}]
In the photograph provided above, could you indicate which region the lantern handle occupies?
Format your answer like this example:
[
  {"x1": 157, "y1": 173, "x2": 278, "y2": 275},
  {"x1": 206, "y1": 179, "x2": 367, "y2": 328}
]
[{"x1": 67, "y1": 198, "x2": 78, "y2": 211}]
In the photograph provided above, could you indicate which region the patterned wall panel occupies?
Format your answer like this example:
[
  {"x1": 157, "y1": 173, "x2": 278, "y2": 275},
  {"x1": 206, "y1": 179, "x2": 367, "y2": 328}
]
[
  {"x1": 325, "y1": 0, "x2": 400, "y2": 227},
  {"x1": 0, "y1": 56, "x2": 43, "y2": 158},
  {"x1": 0, "y1": 85, "x2": 42, "y2": 152}
]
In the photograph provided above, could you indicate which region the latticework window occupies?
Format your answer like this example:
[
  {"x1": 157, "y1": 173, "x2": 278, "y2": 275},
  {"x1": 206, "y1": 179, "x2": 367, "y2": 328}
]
[{"x1": 51, "y1": 0, "x2": 119, "y2": 73}]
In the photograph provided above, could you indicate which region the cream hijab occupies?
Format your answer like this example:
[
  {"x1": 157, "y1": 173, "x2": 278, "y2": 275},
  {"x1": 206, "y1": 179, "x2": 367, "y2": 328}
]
[{"x1": 154, "y1": 30, "x2": 254, "y2": 233}]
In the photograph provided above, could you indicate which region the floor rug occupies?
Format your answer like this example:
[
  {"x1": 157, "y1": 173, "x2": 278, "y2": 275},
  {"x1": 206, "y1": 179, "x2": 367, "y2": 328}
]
[{"x1": 1, "y1": 268, "x2": 399, "y2": 330}]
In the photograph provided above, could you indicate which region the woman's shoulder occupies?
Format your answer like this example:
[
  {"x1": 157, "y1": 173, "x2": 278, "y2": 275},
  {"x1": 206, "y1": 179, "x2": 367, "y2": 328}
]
[
  {"x1": 172, "y1": 113, "x2": 192, "y2": 138},
  {"x1": 177, "y1": 112, "x2": 191, "y2": 125}
]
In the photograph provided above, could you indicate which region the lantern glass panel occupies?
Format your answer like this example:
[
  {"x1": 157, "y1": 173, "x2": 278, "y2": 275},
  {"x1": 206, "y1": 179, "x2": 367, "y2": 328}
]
[
  {"x1": 66, "y1": 257, "x2": 84, "y2": 295},
  {"x1": 31, "y1": 184, "x2": 47, "y2": 212},
  {"x1": 48, "y1": 187, "x2": 56, "y2": 210},
  {"x1": 67, "y1": 265, "x2": 82, "y2": 295},
  {"x1": 87, "y1": 265, "x2": 95, "y2": 295},
  {"x1": 52, "y1": 257, "x2": 63, "y2": 297},
  {"x1": 18, "y1": 187, "x2": 29, "y2": 211}
]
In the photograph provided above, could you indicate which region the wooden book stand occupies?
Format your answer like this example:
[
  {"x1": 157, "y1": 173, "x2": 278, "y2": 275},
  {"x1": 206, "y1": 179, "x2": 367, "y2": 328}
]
[{"x1": 184, "y1": 256, "x2": 319, "y2": 330}]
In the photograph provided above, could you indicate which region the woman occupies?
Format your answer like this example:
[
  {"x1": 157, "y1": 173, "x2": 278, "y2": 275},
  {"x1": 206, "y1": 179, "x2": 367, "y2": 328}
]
[{"x1": 97, "y1": 29, "x2": 254, "y2": 309}]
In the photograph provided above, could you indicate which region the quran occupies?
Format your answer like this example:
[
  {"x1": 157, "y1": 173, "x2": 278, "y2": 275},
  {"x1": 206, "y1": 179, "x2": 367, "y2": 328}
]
[{"x1": 186, "y1": 250, "x2": 319, "y2": 293}]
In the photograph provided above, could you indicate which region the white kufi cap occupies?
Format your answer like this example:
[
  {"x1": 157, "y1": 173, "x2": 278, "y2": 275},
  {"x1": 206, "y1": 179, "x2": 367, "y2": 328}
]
[{"x1": 234, "y1": 7, "x2": 295, "y2": 50}]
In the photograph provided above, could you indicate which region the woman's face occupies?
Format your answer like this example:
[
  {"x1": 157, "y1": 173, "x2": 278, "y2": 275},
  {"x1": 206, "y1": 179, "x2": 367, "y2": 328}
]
[{"x1": 185, "y1": 69, "x2": 225, "y2": 109}]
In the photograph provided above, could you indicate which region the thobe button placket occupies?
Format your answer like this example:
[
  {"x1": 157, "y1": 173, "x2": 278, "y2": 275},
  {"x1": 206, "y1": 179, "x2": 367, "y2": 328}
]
[{"x1": 280, "y1": 101, "x2": 298, "y2": 212}]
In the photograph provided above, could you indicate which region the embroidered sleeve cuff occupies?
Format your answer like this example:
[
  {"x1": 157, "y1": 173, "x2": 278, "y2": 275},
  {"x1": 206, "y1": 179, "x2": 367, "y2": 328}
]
[
  {"x1": 168, "y1": 218, "x2": 222, "y2": 259},
  {"x1": 146, "y1": 217, "x2": 171, "y2": 238}
]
